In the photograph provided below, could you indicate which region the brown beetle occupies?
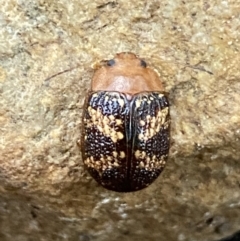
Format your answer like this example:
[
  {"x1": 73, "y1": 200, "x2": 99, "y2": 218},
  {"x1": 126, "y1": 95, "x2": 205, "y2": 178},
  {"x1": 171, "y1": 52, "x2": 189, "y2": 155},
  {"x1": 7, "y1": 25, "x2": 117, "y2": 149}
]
[{"x1": 81, "y1": 52, "x2": 170, "y2": 192}]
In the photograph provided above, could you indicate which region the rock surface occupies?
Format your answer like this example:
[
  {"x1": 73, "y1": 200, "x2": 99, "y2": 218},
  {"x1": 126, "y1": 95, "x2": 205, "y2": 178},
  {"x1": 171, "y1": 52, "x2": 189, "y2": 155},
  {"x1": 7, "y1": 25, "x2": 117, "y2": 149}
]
[{"x1": 0, "y1": 0, "x2": 239, "y2": 240}]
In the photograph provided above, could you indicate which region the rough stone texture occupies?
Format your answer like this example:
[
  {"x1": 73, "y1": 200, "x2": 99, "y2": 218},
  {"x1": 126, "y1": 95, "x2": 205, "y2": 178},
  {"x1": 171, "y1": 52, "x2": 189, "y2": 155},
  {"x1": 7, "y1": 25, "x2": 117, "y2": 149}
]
[{"x1": 0, "y1": 0, "x2": 239, "y2": 240}]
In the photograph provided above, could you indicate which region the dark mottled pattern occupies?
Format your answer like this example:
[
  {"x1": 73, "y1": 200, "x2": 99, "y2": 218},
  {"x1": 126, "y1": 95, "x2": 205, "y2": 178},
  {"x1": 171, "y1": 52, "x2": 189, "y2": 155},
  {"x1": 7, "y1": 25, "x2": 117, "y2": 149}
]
[
  {"x1": 82, "y1": 92, "x2": 130, "y2": 191},
  {"x1": 130, "y1": 93, "x2": 170, "y2": 190},
  {"x1": 85, "y1": 126, "x2": 129, "y2": 191},
  {"x1": 82, "y1": 91, "x2": 170, "y2": 192},
  {"x1": 88, "y1": 91, "x2": 129, "y2": 116}
]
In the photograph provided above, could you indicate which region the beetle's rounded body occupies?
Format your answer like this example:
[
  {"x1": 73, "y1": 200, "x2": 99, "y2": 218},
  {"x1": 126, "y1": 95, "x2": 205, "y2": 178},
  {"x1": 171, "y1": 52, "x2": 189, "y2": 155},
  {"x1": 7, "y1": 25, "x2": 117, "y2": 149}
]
[{"x1": 81, "y1": 52, "x2": 170, "y2": 192}]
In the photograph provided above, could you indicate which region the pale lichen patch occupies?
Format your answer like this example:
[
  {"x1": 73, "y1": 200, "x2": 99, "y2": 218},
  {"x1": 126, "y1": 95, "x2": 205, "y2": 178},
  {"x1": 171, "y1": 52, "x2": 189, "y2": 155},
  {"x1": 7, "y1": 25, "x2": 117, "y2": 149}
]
[
  {"x1": 84, "y1": 151, "x2": 125, "y2": 174},
  {"x1": 134, "y1": 151, "x2": 167, "y2": 170},
  {"x1": 138, "y1": 107, "x2": 169, "y2": 141},
  {"x1": 85, "y1": 106, "x2": 124, "y2": 143}
]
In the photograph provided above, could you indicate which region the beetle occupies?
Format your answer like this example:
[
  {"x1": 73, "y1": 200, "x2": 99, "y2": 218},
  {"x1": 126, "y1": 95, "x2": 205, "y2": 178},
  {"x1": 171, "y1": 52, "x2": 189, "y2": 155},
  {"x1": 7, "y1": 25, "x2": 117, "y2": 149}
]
[{"x1": 81, "y1": 52, "x2": 170, "y2": 192}]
